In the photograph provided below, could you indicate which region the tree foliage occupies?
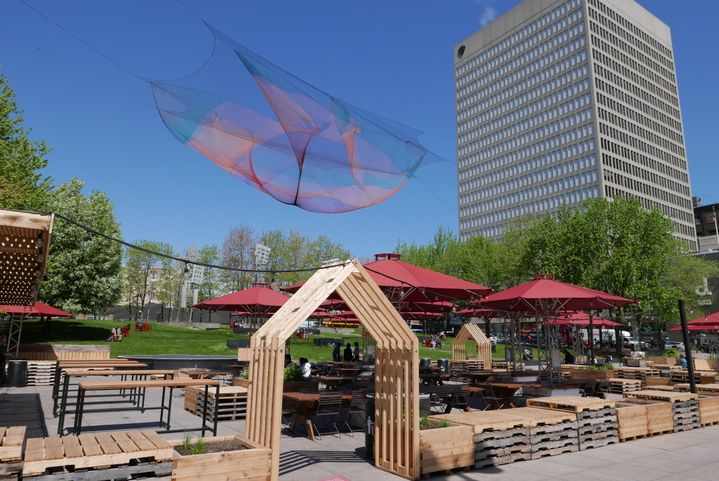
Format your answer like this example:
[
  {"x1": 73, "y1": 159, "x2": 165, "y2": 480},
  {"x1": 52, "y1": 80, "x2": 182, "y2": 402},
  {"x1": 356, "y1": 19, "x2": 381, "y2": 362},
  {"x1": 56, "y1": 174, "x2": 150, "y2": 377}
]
[
  {"x1": 260, "y1": 230, "x2": 351, "y2": 286},
  {"x1": 0, "y1": 75, "x2": 53, "y2": 210},
  {"x1": 41, "y1": 179, "x2": 122, "y2": 313},
  {"x1": 220, "y1": 226, "x2": 256, "y2": 292},
  {"x1": 122, "y1": 240, "x2": 173, "y2": 319},
  {"x1": 397, "y1": 198, "x2": 718, "y2": 327}
]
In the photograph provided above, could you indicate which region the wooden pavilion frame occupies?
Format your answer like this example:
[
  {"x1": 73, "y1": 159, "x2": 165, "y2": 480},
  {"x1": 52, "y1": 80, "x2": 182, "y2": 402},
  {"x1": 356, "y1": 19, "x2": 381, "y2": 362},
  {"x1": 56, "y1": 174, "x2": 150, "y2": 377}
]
[
  {"x1": 452, "y1": 323, "x2": 492, "y2": 369},
  {"x1": 245, "y1": 259, "x2": 420, "y2": 481},
  {"x1": 0, "y1": 209, "x2": 54, "y2": 355}
]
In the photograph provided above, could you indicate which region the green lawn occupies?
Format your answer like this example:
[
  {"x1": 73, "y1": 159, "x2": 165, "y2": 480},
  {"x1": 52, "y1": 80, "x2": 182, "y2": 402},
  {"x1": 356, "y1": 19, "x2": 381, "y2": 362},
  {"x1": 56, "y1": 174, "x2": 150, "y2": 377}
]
[{"x1": 19, "y1": 318, "x2": 538, "y2": 362}]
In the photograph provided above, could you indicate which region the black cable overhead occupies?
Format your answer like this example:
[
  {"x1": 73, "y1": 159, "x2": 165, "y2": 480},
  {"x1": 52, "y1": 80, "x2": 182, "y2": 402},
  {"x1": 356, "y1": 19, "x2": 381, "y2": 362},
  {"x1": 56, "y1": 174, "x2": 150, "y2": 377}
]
[{"x1": 52, "y1": 212, "x2": 348, "y2": 274}]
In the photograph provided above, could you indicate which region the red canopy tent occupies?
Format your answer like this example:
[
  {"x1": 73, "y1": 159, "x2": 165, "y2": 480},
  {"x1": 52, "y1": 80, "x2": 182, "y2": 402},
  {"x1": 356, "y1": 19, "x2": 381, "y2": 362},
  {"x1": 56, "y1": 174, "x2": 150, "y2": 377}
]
[
  {"x1": 480, "y1": 274, "x2": 635, "y2": 374},
  {"x1": 193, "y1": 285, "x2": 290, "y2": 312},
  {"x1": 688, "y1": 311, "x2": 719, "y2": 324},
  {"x1": 549, "y1": 312, "x2": 622, "y2": 328},
  {"x1": 0, "y1": 301, "x2": 72, "y2": 318},
  {"x1": 669, "y1": 313, "x2": 719, "y2": 332},
  {"x1": 285, "y1": 253, "x2": 491, "y2": 303}
]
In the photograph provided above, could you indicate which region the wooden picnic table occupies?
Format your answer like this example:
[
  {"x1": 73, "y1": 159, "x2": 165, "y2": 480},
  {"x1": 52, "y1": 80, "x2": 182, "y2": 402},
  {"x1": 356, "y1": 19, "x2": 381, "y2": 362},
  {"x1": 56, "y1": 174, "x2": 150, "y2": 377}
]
[
  {"x1": 73, "y1": 379, "x2": 221, "y2": 436},
  {"x1": 420, "y1": 384, "x2": 473, "y2": 413},
  {"x1": 319, "y1": 376, "x2": 354, "y2": 389},
  {"x1": 52, "y1": 361, "x2": 147, "y2": 416},
  {"x1": 282, "y1": 391, "x2": 353, "y2": 441},
  {"x1": 56, "y1": 370, "x2": 175, "y2": 435},
  {"x1": 476, "y1": 382, "x2": 528, "y2": 409}
]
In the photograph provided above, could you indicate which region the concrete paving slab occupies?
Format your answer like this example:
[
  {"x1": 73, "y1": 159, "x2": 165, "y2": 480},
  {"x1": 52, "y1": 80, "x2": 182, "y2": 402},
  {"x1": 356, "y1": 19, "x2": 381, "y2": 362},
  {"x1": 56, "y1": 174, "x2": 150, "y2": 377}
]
[{"x1": 3, "y1": 385, "x2": 719, "y2": 481}]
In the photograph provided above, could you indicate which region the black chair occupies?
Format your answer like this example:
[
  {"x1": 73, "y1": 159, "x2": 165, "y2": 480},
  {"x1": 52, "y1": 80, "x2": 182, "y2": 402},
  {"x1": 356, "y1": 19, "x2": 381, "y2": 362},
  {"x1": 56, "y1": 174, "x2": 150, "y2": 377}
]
[
  {"x1": 311, "y1": 390, "x2": 344, "y2": 438},
  {"x1": 343, "y1": 391, "x2": 368, "y2": 432}
]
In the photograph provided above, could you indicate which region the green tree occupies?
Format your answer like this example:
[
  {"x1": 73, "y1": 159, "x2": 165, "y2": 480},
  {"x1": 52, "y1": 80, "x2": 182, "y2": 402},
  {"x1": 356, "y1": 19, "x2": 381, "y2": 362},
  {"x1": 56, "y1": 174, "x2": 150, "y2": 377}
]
[
  {"x1": 0, "y1": 75, "x2": 53, "y2": 210},
  {"x1": 196, "y1": 245, "x2": 221, "y2": 322},
  {"x1": 123, "y1": 240, "x2": 172, "y2": 320},
  {"x1": 41, "y1": 179, "x2": 122, "y2": 314}
]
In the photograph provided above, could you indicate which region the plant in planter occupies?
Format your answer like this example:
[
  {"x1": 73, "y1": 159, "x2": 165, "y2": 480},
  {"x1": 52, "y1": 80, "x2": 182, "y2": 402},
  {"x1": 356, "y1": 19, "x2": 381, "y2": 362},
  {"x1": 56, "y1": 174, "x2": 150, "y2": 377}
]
[{"x1": 171, "y1": 434, "x2": 271, "y2": 481}]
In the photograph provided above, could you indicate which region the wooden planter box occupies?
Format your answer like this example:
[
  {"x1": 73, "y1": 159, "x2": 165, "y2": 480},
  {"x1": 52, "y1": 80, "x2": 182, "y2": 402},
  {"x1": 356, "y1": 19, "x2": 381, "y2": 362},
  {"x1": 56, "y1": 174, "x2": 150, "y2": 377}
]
[
  {"x1": 171, "y1": 435, "x2": 271, "y2": 481},
  {"x1": 699, "y1": 396, "x2": 719, "y2": 426},
  {"x1": 419, "y1": 423, "x2": 474, "y2": 475}
]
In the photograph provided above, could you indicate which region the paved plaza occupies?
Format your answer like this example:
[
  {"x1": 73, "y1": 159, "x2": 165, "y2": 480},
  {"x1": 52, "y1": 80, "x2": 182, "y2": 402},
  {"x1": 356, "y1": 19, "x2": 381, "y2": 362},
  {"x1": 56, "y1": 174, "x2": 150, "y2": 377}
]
[{"x1": 2, "y1": 384, "x2": 719, "y2": 481}]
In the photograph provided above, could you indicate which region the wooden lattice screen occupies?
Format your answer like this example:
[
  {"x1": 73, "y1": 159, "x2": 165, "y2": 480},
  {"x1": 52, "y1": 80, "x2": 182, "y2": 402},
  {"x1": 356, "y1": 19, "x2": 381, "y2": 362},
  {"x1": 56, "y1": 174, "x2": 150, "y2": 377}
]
[
  {"x1": 452, "y1": 323, "x2": 492, "y2": 369},
  {"x1": 0, "y1": 210, "x2": 53, "y2": 306},
  {"x1": 245, "y1": 260, "x2": 420, "y2": 481}
]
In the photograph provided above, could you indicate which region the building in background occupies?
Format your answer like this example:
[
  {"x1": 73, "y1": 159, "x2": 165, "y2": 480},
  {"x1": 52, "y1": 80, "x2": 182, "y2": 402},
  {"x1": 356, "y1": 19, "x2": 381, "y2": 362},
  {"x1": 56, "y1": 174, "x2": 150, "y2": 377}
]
[
  {"x1": 455, "y1": 0, "x2": 696, "y2": 249},
  {"x1": 694, "y1": 199, "x2": 719, "y2": 252}
]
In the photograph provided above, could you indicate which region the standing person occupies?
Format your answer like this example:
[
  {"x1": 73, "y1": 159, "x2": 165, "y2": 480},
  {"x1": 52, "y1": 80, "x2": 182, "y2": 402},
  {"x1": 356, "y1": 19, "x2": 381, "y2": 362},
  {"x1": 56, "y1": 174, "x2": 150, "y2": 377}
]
[
  {"x1": 332, "y1": 343, "x2": 341, "y2": 362},
  {"x1": 0, "y1": 335, "x2": 7, "y2": 386},
  {"x1": 299, "y1": 357, "x2": 312, "y2": 378},
  {"x1": 343, "y1": 343, "x2": 353, "y2": 361},
  {"x1": 353, "y1": 341, "x2": 361, "y2": 361}
]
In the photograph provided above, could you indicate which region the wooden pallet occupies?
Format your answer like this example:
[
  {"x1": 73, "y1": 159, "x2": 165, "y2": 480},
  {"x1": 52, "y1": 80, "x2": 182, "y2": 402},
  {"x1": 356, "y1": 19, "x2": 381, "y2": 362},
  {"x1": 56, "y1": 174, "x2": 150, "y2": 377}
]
[
  {"x1": 603, "y1": 378, "x2": 642, "y2": 394},
  {"x1": 26, "y1": 361, "x2": 57, "y2": 386},
  {"x1": 576, "y1": 407, "x2": 618, "y2": 450},
  {"x1": 615, "y1": 367, "x2": 660, "y2": 379},
  {"x1": 526, "y1": 396, "x2": 615, "y2": 413},
  {"x1": 0, "y1": 427, "x2": 26, "y2": 463},
  {"x1": 669, "y1": 369, "x2": 718, "y2": 384},
  {"x1": 625, "y1": 390, "x2": 698, "y2": 403},
  {"x1": 672, "y1": 400, "x2": 700, "y2": 432},
  {"x1": 22, "y1": 460, "x2": 172, "y2": 481},
  {"x1": 616, "y1": 403, "x2": 649, "y2": 441},
  {"x1": 695, "y1": 384, "x2": 719, "y2": 394},
  {"x1": 185, "y1": 386, "x2": 247, "y2": 421},
  {"x1": 429, "y1": 411, "x2": 526, "y2": 434},
  {"x1": 22, "y1": 431, "x2": 173, "y2": 477}
]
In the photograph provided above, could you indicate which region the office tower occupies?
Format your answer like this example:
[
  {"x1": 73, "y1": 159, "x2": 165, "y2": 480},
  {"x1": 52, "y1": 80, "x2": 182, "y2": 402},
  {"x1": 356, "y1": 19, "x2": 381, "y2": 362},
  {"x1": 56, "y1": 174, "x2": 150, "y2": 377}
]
[{"x1": 455, "y1": 0, "x2": 696, "y2": 250}]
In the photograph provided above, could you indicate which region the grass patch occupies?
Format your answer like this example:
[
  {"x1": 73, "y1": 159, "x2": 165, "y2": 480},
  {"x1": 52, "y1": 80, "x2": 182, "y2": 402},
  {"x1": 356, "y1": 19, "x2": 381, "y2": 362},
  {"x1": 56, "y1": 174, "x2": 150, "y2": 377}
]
[{"x1": 18, "y1": 318, "x2": 541, "y2": 362}]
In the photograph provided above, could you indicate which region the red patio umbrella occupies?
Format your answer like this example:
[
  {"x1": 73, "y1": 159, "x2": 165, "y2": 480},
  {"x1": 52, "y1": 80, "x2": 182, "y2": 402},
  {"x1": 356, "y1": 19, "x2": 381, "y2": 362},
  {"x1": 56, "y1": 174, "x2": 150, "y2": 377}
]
[
  {"x1": 193, "y1": 285, "x2": 290, "y2": 312},
  {"x1": 688, "y1": 311, "x2": 719, "y2": 324},
  {"x1": 669, "y1": 323, "x2": 719, "y2": 332},
  {"x1": 549, "y1": 312, "x2": 622, "y2": 328},
  {"x1": 0, "y1": 301, "x2": 72, "y2": 318},
  {"x1": 480, "y1": 274, "x2": 636, "y2": 312},
  {"x1": 285, "y1": 253, "x2": 492, "y2": 303}
]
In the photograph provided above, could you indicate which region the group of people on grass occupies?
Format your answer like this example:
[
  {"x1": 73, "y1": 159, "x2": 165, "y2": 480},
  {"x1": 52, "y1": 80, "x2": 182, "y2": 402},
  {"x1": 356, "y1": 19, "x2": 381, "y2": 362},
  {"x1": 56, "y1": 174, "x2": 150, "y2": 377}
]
[{"x1": 332, "y1": 341, "x2": 362, "y2": 362}]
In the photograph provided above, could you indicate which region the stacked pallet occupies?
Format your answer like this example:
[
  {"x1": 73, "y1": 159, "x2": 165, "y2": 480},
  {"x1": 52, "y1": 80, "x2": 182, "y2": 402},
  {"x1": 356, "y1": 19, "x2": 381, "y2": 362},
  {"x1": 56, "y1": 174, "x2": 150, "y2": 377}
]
[
  {"x1": 185, "y1": 386, "x2": 247, "y2": 421},
  {"x1": 0, "y1": 427, "x2": 25, "y2": 481},
  {"x1": 604, "y1": 378, "x2": 642, "y2": 394},
  {"x1": 670, "y1": 369, "x2": 718, "y2": 384},
  {"x1": 625, "y1": 390, "x2": 699, "y2": 433},
  {"x1": 26, "y1": 361, "x2": 57, "y2": 386},
  {"x1": 615, "y1": 367, "x2": 660, "y2": 380},
  {"x1": 515, "y1": 408, "x2": 579, "y2": 459},
  {"x1": 430, "y1": 411, "x2": 530, "y2": 469},
  {"x1": 526, "y1": 397, "x2": 618, "y2": 450},
  {"x1": 22, "y1": 431, "x2": 173, "y2": 481}
]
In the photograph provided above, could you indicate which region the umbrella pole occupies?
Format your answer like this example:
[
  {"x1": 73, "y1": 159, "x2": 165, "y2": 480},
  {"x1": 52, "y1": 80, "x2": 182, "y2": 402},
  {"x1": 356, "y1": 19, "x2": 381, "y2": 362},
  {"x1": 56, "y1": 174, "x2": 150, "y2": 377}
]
[
  {"x1": 589, "y1": 314, "x2": 595, "y2": 365},
  {"x1": 678, "y1": 300, "x2": 696, "y2": 393}
]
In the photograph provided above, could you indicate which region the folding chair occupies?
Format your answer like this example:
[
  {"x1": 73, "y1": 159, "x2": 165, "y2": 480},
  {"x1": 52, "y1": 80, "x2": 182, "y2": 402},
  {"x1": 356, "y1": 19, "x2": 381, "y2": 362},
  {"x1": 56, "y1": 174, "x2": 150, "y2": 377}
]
[
  {"x1": 311, "y1": 391, "x2": 344, "y2": 438},
  {"x1": 344, "y1": 391, "x2": 367, "y2": 432}
]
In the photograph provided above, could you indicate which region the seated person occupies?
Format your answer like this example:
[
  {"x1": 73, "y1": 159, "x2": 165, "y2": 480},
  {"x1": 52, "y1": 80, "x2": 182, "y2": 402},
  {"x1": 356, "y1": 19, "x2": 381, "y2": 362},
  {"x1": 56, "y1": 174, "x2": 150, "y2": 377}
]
[
  {"x1": 343, "y1": 343, "x2": 353, "y2": 361},
  {"x1": 298, "y1": 357, "x2": 312, "y2": 378},
  {"x1": 677, "y1": 353, "x2": 688, "y2": 368}
]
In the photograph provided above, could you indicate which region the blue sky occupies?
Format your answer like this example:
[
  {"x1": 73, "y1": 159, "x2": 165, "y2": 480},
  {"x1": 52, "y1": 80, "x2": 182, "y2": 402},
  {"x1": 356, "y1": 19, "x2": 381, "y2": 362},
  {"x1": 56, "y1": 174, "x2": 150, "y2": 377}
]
[{"x1": 2, "y1": 0, "x2": 717, "y2": 258}]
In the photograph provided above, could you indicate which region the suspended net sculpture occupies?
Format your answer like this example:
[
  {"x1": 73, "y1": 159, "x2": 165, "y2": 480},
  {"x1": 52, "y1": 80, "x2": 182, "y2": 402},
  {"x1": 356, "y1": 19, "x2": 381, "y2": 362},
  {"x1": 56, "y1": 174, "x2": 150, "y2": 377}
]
[{"x1": 151, "y1": 25, "x2": 439, "y2": 213}]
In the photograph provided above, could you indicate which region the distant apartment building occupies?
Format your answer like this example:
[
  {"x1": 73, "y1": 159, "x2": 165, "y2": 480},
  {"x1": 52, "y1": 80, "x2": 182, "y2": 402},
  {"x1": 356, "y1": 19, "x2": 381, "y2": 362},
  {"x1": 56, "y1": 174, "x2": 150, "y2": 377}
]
[
  {"x1": 694, "y1": 200, "x2": 719, "y2": 252},
  {"x1": 455, "y1": 0, "x2": 696, "y2": 249}
]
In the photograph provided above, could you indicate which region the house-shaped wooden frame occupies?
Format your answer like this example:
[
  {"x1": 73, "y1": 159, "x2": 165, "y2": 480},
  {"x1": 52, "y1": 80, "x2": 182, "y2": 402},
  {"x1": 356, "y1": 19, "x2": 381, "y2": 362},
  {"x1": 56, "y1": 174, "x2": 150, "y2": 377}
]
[
  {"x1": 452, "y1": 323, "x2": 492, "y2": 369},
  {"x1": 245, "y1": 259, "x2": 420, "y2": 480}
]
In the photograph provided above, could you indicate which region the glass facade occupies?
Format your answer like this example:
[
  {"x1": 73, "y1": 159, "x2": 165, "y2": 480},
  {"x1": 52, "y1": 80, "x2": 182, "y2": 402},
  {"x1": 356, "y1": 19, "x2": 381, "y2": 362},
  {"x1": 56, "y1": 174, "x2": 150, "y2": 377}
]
[{"x1": 456, "y1": 0, "x2": 696, "y2": 249}]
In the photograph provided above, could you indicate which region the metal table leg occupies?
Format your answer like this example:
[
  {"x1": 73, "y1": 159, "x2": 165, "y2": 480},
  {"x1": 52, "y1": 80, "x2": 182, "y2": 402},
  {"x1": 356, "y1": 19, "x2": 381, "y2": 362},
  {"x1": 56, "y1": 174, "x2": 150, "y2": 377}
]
[
  {"x1": 166, "y1": 387, "x2": 174, "y2": 430},
  {"x1": 57, "y1": 374, "x2": 71, "y2": 435},
  {"x1": 201, "y1": 384, "x2": 209, "y2": 437},
  {"x1": 74, "y1": 387, "x2": 86, "y2": 435},
  {"x1": 213, "y1": 383, "x2": 220, "y2": 436},
  {"x1": 159, "y1": 386, "x2": 166, "y2": 427}
]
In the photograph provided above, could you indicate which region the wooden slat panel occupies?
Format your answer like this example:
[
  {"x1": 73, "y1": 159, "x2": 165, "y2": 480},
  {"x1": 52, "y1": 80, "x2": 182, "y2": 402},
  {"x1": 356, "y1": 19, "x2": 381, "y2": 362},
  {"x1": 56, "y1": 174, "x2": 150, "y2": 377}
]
[
  {"x1": 43, "y1": 437, "x2": 64, "y2": 460},
  {"x1": 111, "y1": 431, "x2": 140, "y2": 453},
  {"x1": 78, "y1": 434, "x2": 103, "y2": 457},
  {"x1": 24, "y1": 438, "x2": 45, "y2": 462},
  {"x1": 95, "y1": 433, "x2": 122, "y2": 455},
  {"x1": 61, "y1": 436, "x2": 84, "y2": 458}
]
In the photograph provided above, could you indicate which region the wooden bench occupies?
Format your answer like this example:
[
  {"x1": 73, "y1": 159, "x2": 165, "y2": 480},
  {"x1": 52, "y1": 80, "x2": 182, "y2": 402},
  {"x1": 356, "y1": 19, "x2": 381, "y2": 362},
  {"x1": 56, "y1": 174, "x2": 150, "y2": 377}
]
[
  {"x1": 56, "y1": 370, "x2": 175, "y2": 435},
  {"x1": 73, "y1": 379, "x2": 221, "y2": 436},
  {"x1": 52, "y1": 360, "x2": 147, "y2": 417}
]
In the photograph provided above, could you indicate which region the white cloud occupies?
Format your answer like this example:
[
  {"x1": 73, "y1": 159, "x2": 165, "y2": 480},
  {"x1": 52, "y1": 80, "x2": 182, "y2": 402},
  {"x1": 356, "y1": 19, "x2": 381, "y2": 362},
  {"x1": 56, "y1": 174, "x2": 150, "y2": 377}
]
[{"x1": 479, "y1": 6, "x2": 498, "y2": 27}]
